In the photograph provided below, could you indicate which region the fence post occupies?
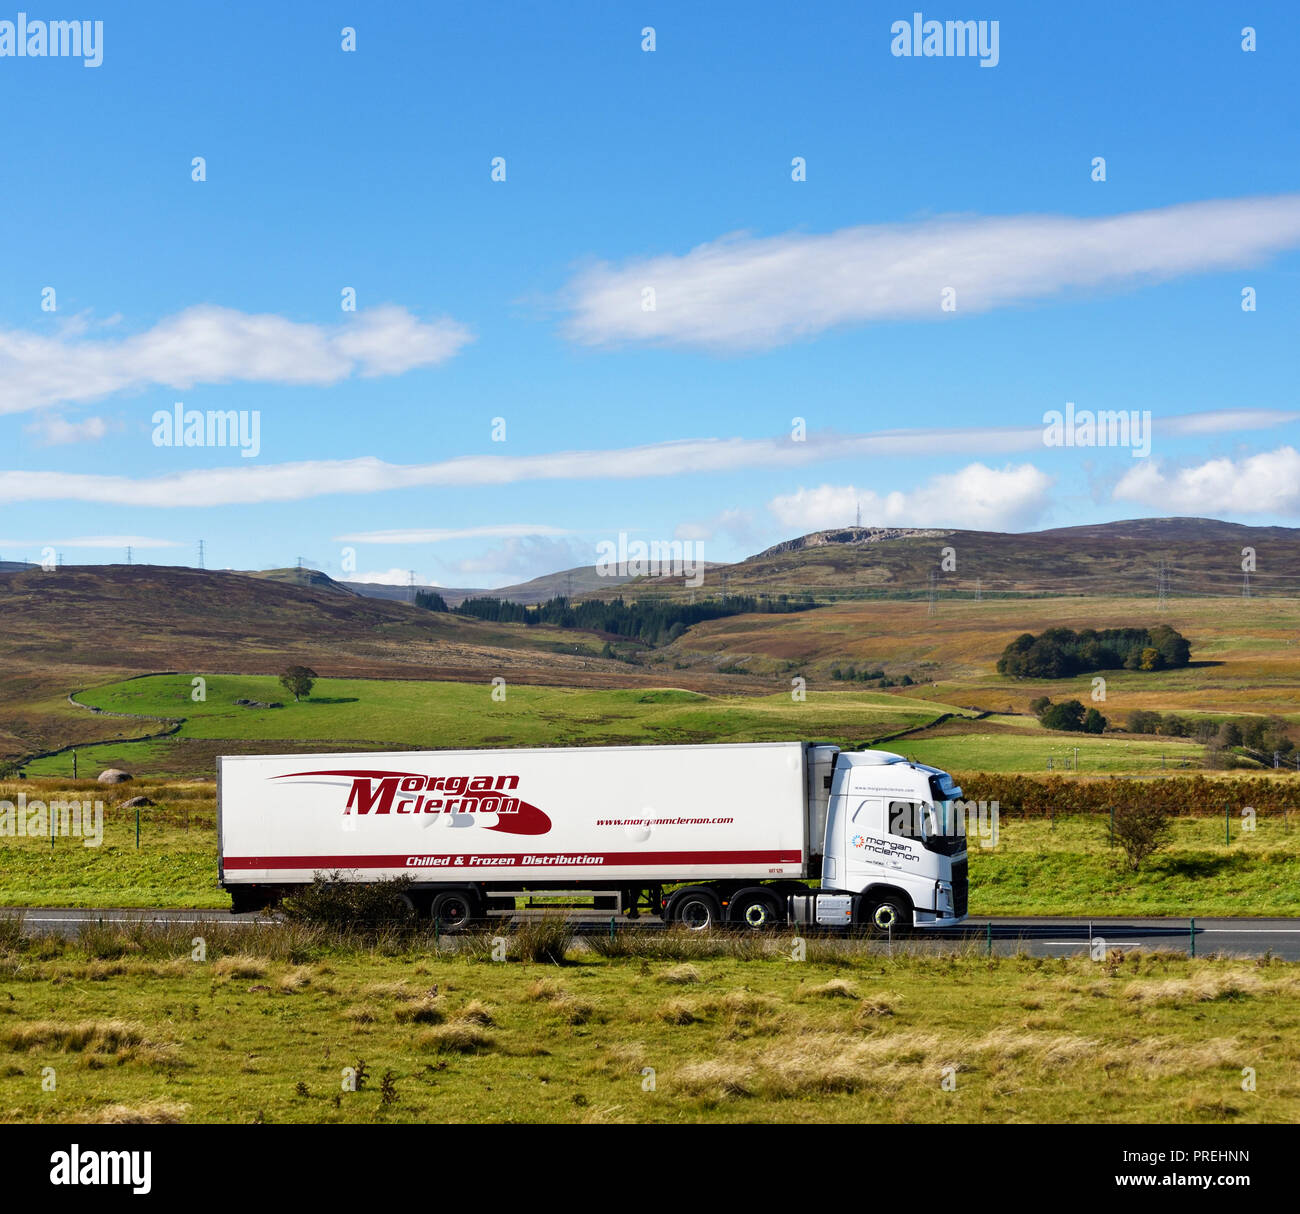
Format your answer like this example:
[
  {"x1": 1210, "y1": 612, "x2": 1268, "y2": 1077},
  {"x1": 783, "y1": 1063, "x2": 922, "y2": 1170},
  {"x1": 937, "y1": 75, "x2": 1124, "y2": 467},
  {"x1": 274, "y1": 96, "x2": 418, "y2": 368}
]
[
  {"x1": 986, "y1": 920, "x2": 992, "y2": 957},
  {"x1": 1108, "y1": 805, "x2": 1114, "y2": 847},
  {"x1": 1189, "y1": 917, "x2": 1195, "y2": 959},
  {"x1": 1225, "y1": 802, "x2": 1230, "y2": 846},
  {"x1": 135, "y1": 806, "x2": 140, "y2": 850},
  {"x1": 609, "y1": 917, "x2": 615, "y2": 940}
]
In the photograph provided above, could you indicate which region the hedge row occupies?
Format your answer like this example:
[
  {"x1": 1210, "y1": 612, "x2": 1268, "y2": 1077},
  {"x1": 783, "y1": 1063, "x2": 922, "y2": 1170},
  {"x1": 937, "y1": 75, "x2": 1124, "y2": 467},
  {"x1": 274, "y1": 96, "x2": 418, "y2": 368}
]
[{"x1": 952, "y1": 774, "x2": 1300, "y2": 817}]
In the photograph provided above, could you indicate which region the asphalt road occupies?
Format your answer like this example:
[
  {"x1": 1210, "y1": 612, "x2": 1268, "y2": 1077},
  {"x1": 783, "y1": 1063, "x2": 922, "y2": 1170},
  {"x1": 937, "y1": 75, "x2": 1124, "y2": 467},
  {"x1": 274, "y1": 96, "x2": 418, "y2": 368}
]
[{"x1": 7, "y1": 908, "x2": 1299, "y2": 958}]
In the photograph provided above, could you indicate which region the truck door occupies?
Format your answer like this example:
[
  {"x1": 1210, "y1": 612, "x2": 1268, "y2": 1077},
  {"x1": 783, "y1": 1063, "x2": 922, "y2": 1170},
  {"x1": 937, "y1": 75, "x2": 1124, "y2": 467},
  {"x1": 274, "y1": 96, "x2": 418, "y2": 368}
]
[{"x1": 843, "y1": 797, "x2": 928, "y2": 881}]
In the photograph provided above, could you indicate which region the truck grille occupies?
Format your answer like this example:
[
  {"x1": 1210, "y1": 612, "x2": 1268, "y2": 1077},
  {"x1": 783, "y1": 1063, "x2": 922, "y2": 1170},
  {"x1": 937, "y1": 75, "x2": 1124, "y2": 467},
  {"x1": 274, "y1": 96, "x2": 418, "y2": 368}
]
[{"x1": 952, "y1": 858, "x2": 969, "y2": 916}]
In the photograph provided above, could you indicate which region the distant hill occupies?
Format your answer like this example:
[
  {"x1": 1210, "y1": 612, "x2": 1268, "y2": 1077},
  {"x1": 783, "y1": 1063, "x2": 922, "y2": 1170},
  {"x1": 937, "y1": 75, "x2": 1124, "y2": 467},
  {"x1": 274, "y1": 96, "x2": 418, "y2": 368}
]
[
  {"x1": 342, "y1": 564, "x2": 637, "y2": 607},
  {"x1": 341, "y1": 580, "x2": 483, "y2": 606},
  {"x1": 586, "y1": 518, "x2": 1300, "y2": 600},
  {"x1": 245, "y1": 567, "x2": 361, "y2": 596}
]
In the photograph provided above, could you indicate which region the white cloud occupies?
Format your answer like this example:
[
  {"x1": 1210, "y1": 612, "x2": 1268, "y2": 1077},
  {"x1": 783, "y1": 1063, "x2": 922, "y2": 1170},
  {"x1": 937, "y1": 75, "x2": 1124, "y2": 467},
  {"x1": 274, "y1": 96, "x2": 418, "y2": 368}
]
[
  {"x1": 562, "y1": 194, "x2": 1300, "y2": 350},
  {"x1": 1113, "y1": 446, "x2": 1300, "y2": 516},
  {"x1": 334, "y1": 524, "x2": 573, "y2": 544},
  {"x1": 23, "y1": 413, "x2": 110, "y2": 445},
  {"x1": 769, "y1": 463, "x2": 1054, "y2": 532},
  {"x1": 349, "y1": 568, "x2": 439, "y2": 587},
  {"x1": 0, "y1": 535, "x2": 180, "y2": 549},
  {"x1": 0, "y1": 410, "x2": 1290, "y2": 508},
  {"x1": 674, "y1": 508, "x2": 756, "y2": 543},
  {"x1": 452, "y1": 535, "x2": 589, "y2": 580},
  {"x1": 0, "y1": 304, "x2": 472, "y2": 414}
]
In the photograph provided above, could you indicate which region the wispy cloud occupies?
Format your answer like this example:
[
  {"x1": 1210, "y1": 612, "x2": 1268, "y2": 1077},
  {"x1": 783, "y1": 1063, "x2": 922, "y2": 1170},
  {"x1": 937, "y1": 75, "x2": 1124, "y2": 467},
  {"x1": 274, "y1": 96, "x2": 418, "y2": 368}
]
[
  {"x1": 0, "y1": 535, "x2": 181, "y2": 549},
  {"x1": 348, "y1": 568, "x2": 440, "y2": 587},
  {"x1": 451, "y1": 535, "x2": 589, "y2": 580},
  {"x1": 1113, "y1": 446, "x2": 1300, "y2": 516},
  {"x1": 562, "y1": 194, "x2": 1300, "y2": 350},
  {"x1": 674, "y1": 508, "x2": 757, "y2": 544},
  {"x1": 0, "y1": 304, "x2": 473, "y2": 414},
  {"x1": 0, "y1": 410, "x2": 1291, "y2": 508},
  {"x1": 334, "y1": 524, "x2": 574, "y2": 544},
  {"x1": 23, "y1": 413, "x2": 111, "y2": 445},
  {"x1": 769, "y1": 463, "x2": 1054, "y2": 532}
]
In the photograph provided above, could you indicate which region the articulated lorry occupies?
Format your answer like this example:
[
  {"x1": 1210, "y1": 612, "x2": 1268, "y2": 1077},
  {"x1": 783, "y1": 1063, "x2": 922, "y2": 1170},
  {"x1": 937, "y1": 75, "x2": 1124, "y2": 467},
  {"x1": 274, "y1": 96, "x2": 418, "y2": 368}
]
[{"x1": 218, "y1": 741, "x2": 968, "y2": 931}]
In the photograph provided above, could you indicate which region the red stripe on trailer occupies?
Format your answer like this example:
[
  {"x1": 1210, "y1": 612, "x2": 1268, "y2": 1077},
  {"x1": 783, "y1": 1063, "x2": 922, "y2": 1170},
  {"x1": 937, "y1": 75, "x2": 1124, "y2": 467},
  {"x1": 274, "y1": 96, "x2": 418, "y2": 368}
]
[{"x1": 222, "y1": 849, "x2": 801, "y2": 870}]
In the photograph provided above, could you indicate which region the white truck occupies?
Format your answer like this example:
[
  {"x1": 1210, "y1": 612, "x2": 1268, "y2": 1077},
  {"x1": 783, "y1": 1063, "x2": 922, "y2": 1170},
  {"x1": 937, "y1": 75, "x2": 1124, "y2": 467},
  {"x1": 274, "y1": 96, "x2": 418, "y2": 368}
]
[{"x1": 218, "y1": 741, "x2": 968, "y2": 931}]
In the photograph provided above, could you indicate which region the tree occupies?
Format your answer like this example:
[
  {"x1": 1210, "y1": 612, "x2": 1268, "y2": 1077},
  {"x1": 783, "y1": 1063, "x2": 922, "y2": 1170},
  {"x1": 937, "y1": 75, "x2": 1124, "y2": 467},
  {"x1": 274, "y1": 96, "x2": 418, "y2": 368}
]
[
  {"x1": 1041, "y1": 699, "x2": 1086, "y2": 732},
  {"x1": 1112, "y1": 801, "x2": 1173, "y2": 871},
  {"x1": 279, "y1": 665, "x2": 319, "y2": 702},
  {"x1": 1083, "y1": 707, "x2": 1107, "y2": 734},
  {"x1": 1029, "y1": 695, "x2": 1053, "y2": 720}
]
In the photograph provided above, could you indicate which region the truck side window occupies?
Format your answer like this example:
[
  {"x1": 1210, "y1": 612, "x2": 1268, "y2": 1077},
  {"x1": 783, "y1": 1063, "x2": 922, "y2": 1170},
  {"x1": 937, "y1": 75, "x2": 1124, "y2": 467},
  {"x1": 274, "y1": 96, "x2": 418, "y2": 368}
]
[{"x1": 888, "y1": 800, "x2": 923, "y2": 839}]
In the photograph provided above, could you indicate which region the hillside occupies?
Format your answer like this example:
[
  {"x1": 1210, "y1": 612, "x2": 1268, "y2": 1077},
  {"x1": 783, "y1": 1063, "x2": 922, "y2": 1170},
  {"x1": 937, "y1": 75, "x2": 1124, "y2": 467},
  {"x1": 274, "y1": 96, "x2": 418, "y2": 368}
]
[
  {"x1": 0, "y1": 564, "x2": 773, "y2": 761},
  {"x1": 244, "y1": 567, "x2": 361, "y2": 596},
  {"x1": 590, "y1": 518, "x2": 1300, "y2": 601},
  {"x1": 342, "y1": 563, "x2": 638, "y2": 606}
]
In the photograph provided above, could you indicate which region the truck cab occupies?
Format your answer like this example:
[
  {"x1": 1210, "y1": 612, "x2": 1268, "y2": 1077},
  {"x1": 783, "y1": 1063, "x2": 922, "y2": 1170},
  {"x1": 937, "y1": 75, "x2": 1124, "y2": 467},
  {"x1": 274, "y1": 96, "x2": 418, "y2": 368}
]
[{"x1": 791, "y1": 747, "x2": 969, "y2": 930}]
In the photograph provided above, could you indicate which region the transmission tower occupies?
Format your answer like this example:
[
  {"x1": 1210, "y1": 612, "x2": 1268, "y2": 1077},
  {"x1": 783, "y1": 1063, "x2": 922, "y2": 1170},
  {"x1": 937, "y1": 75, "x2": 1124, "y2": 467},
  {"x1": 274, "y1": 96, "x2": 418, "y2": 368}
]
[
  {"x1": 125, "y1": 545, "x2": 133, "y2": 565},
  {"x1": 1156, "y1": 556, "x2": 1167, "y2": 609},
  {"x1": 975, "y1": 577, "x2": 982, "y2": 603},
  {"x1": 927, "y1": 570, "x2": 937, "y2": 616},
  {"x1": 408, "y1": 570, "x2": 416, "y2": 604},
  {"x1": 1242, "y1": 569, "x2": 1252, "y2": 599},
  {"x1": 197, "y1": 540, "x2": 206, "y2": 570}
]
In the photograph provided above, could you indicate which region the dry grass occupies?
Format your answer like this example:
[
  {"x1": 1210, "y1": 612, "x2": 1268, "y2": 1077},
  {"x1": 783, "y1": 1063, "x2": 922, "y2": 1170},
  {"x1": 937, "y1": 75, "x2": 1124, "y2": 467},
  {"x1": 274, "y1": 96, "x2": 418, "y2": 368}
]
[
  {"x1": 801, "y1": 978, "x2": 858, "y2": 1000},
  {"x1": 419, "y1": 1022, "x2": 496, "y2": 1055},
  {"x1": 1123, "y1": 970, "x2": 1274, "y2": 1005},
  {"x1": 659, "y1": 964, "x2": 703, "y2": 985},
  {"x1": 94, "y1": 1100, "x2": 189, "y2": 1124},
  {"x1": 2, "y1": 1019, "x2": 151, "y2": 1054},
  {"x1": 458, "y1": 1000, "x2": 495, "y2": 1026},
  {"x1": 393, "y1": 997, "x2": 445, "y2": 1025},
  {"x1": 212, "y1": 955, "x2": 267, "y2": 980},
  {"x1": 657, "y1": 999, "x2": 698, "y2": 1025}
]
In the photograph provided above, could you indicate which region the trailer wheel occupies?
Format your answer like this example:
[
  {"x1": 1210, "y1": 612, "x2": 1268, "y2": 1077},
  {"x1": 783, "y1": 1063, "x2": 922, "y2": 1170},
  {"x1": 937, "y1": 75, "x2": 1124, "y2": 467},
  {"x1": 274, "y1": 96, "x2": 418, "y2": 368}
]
[
  {"x1": 669, "y1": 889, "x2": 721, "y2": 931},
  {"x1": 731, "y1": 889, "x2": 782, "y2": 930},
  {"x1": 866, "y1": 896, "x2": 912, "y2": 934},
  {"x1": 430, "y1": 890, "x2": 477, "y2": 933}
]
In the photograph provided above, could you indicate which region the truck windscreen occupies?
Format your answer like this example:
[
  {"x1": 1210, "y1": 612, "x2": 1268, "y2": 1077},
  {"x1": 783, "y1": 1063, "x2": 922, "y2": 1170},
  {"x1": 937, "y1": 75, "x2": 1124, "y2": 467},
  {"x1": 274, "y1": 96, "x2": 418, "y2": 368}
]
[{"x1": 924, "y1": 800, "x2": 966, "y2": 856}]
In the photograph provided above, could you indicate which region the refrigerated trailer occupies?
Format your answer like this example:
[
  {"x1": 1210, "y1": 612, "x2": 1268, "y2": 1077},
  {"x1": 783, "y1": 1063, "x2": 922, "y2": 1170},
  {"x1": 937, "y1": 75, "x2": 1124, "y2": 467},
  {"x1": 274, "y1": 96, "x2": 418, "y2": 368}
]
[{"x1": 218, "y1": 741, "x2": 968, "y2": 930}]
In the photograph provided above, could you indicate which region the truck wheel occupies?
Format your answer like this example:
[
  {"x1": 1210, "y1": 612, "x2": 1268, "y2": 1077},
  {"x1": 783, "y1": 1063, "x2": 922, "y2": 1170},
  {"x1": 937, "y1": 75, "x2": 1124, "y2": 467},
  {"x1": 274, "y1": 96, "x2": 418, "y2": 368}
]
[
  {"x1": 430, "y1": 890, "x2": 477, "y2": 933},
  {"x1": 731, "y1": 889, "x2": 782, "y2": 930},
  {"x1": 670, "y1": 889, "x2": 721, "y2": 931},
  {"x1": 866, "y1": 896, "x2": 912, "y2": 934}
]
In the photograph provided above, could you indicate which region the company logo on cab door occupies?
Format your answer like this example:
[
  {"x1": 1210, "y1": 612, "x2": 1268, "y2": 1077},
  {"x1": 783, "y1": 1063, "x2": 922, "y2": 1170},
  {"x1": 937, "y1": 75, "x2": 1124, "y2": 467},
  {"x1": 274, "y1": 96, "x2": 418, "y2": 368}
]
[{"x1": 272, "y1": 770, "x2": 552, "y2": 836}]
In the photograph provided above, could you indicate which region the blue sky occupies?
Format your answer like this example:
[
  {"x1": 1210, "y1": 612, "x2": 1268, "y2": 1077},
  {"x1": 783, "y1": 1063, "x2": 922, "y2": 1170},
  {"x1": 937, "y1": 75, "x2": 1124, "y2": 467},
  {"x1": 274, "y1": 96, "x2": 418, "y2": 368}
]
[{"x1": 1, "y1": 1, "x2": 1298, "y2": 587}]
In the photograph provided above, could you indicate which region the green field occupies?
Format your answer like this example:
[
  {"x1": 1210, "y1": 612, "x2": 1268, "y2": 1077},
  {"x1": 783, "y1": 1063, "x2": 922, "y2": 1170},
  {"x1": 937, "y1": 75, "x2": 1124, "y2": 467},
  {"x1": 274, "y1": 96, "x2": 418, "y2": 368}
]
[
  {"x1": 23, "y1": 672, "x2": 1227, "y2": 780},
  {"x1": 3, "y1": 778, "x2": 1296, "y2": 915},
  {"x1": 2, "y1": 921, "x2": 1296, "y2": 1124},
  {"x1": 25, "y1": 673, "x2": 957, "y2": 779},
  {"x1": 898, "y1": 730, "x2": 1203, "y2": 775}
]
